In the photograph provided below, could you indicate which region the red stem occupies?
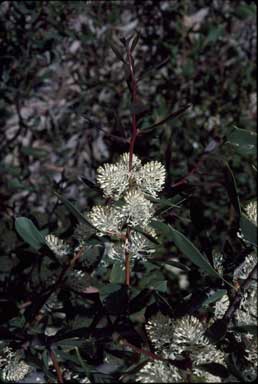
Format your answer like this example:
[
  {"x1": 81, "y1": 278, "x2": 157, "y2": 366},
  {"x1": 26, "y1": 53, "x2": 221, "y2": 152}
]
[
  {"x1": 124, "y1": 42, "x2": 139, "y2": 286},
  {"x1": 127, "y1": 43, "x2": 138, "y2": 172},
  {"x1": 171, "y1": 157, "x2": 204, "y2": 188},
  {"x1": 50, "y1": 350, "x2": 64, "y2": 384},
  {"x1": 125, "y1": 227, "x2": 131, "y2": 286}
]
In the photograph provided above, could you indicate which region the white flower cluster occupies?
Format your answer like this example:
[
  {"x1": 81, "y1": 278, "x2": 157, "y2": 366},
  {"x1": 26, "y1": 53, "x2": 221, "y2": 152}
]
[
  {"x1": 136, "y1": 360, "x2": 182, "y2": 383},
  {"x1": 0, "y1": 347, "x2": 31, "y2": 382},
  {"x1": 45, "y1": 234, "x2": 71, "y2": 259},
  {"x1": 136, "y1": 314, "x2": 225, "y2": 382},
  {"x1": 88, "y1": 153, "x2": 166, "y2": 265},
  {"x1": 96, "y1": 153, "x2": 166, "y2": 200},
  {"x1": 108, "y1": 228, "x2": 156, "y2": 266},
  {"x1": 246, "y1": 200, "x2": 257, "y2": 224}
]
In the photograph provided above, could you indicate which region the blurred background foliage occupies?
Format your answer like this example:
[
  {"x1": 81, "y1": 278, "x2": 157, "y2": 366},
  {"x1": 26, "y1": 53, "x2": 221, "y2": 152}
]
[{"x1": 0, "y1": 0, "x2": 257, "y2": 382}]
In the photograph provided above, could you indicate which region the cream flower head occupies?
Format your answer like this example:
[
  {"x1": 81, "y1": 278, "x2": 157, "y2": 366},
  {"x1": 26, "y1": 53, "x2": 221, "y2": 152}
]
[
  {"x1": 88, "y1": 205, "x2": 122, "y2": 236},
  {"x1": 45, "y1": 234, "x2": 71, "y2": 258},
  {"x1": 0, "y1": 347, "x2": 31, "y2": 382},
  {"x1": 107, "y1": 228, "x2": 156, "y2": 264},
  {"x1": 135, "y1": 160, "x2": 166, "y2": 198},
  {"x1": 146, "y1": 314, "x2": 225, "y2": 364},
  {"x1": 121, "y1": 189, "x2": 154, "y2": 227},
  {"x1": 96, "y1": 153, "x2": 142, "y2": 200},
  {"x1": 96, "y1": 153, "x2": 166, "y2": 200}
]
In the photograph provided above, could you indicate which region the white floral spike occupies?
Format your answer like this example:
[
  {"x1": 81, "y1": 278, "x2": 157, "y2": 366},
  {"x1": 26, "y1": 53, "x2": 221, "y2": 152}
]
[
  {"x1": 129, "y1": 229, "x2": 157, "y2": 259},
  {"x1": 96, "y1": 162, "x2": 129, "y2": 200},
  {"x1": 136, "y1": 360, "x2": 182, "y2": 383},
  {"x1": 136, "y1": 160, "x2": 166, "y2": 198},
  {"x1": 0, "y1": 347, "x2": 30, "y2": 382},
  {"x1": 246, "y1": 200, "x2": 257, "y2": 223},
  {"x1": 117, "y1": 152, "x2": 141, "y2": 169},
  {"x1": 96, "y1": 153, "x2": 166, "y2": 200},
  {"x1": 121, "y1": 189, "x2": 154, "y2": 227},
  {"x1": 212, "y1": 251, "x2": 224, "y2": 275},
  {"x1": 145, "y1": 313, "x2": 174, "y2": 353},
  {"x1": 107, "y1": 228, "x2": 157, "y2": 264},
  {"x1": 45, "y1": 234, "x2": 71, "y2": 258},
  {"x1": 88, "y1": 205, "x2": 122, "y2": 236},
  {"x1": 136, "y1": 359, "x2": 222, "y2": 383},
  {"x1": 146, "y1": 314, "x2": 225, "y2": 365},
  {"x1": 235, "y1": 287, "x2": 257, "y2": 326},
  {"x1": 214, "y1": 294, "x2": 230, "y2": 319},
  {"x1": 233, "y1": 253, "x2": 257, "y2": 282},
  {"x1": 172, "y1": 315, "x2": 210, "y2": 349}
]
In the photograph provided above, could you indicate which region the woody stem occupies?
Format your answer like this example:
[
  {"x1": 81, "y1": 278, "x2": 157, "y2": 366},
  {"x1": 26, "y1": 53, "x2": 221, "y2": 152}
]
[
  {"x1": 127, "y1": 42, "x2": 138, "y2": 172},
  {"x1": 124, "y1": 41, "x2": 138, "y2": 286}
]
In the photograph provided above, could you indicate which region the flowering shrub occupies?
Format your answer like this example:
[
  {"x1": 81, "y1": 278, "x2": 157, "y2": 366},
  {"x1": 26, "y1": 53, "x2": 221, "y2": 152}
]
[{"x1": 1, "y1": 29, "x2": 257, "y2": 384}]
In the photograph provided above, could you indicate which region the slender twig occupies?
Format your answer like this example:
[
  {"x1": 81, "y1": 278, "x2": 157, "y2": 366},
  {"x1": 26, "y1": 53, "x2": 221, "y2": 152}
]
[
  {"x1": 119, "y1": 338, "x2": 191, "y2": 372},
  {"x1": 138, "y1": 104, "x2": 192, "y2": 134},
  {"x1": 121, "y1": 40, "x2": 139, "y2": 286},
  {"x1": 50, "y1": 350, "x2": 64, "y2": 384},
  {"x1": 125, "y1": 227, "x2": 131, "y2": 286},
  {"x1": 120, "y1": 338, "x2": 166, "y2": 361},
  {"x1": 126, "y1": 40, "x2": 138, "y2": 172},
  {"x1": 170, "y1": 156, "x2": 204, "y2": 189}
]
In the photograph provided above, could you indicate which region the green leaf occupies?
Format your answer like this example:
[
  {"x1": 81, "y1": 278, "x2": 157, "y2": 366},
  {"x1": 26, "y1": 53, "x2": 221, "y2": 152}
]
[
  {"x1": 21, "y1": 146, "x2": 49, "y2": 158},
  {"x1": 240, "y1": 213, "x2": 257, "y2": 247},
  {"x1": 110, "y1": 40, "x2": 125, "y2": 63},
  {"x1": 151, "y1": 221, "x2": 234, "y2": 287},
  {"x1": 42, "y1": 350, "x2": 50, "y2": 372},
  {"x1": 206, "y1": 25, "x2": 224, "y2": 43},
  {"x1": 139, "y1": 269, "x2": 168, "y2": 293},
  {"x1": 7, "y1": 179, "x2": 25, "y2": 191},
  {"x1": 226, "y1": 126, "x2": 257, "y2": 156},
  {"x1": 54, "y1": 192, "x2": 96, "y2": 230},
  {"x1": 100, "y1": 283, "x2": 122, "y2": 299},
  {"x1": 234, "y1": 4, "x2": 256, "y2": 19},
  {"x1": 130, "y1": 32, "x2": 140, "y2": 52},
  {"x1": 15, "y1": 217, "x2": 45, "y2": 250},
  {"x1": 75, "y1": 347, "x2": 91, "y2": 375},
  {"x1": 168, "y1": 226, "x2": 218, "y2": 277},
  {"x1": 54, "y1": 338, "x2": 86, "y2": 348},
  {"x1": 0, "y1": 163, "x2": 21, "y2": 176},
  {"x1": 151, "y1": 280, "x2": 167, "y2": 293},
  {"x1": 110, "y1": 262, "x2": 124, "y2": 284},
  {"x1": 223, "y1": 162, "x2": 241, "y2": 217},
  {"x1": 153, "y1": 259, "x2": 190, "y2": 272}
]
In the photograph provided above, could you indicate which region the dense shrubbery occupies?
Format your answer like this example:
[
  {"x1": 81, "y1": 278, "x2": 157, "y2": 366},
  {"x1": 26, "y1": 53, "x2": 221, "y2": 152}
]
[{"x1": 0, "y1": 1, "x2": 257, "y2": 383}]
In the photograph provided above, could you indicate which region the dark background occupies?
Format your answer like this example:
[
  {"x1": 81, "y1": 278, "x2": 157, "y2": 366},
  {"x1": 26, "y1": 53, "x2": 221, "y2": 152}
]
[{"x1": 0, "y1": 1, "x2": 256, "y2": 382}]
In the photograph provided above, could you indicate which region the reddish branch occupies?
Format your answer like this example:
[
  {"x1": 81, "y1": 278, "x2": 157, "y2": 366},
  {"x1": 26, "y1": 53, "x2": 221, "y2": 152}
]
[
  {"x1": 121, "y1": 338, "x2": 166, "y2": 361},
  {"x1": 50, "y1": 350, "x2": 64, "y2": 384},
  {"x1": 170, "y1": 156, "x2": 204, "y2": 189},
  {"x1": 126, "y1": 41, "x2": 138, "y2": 172},
  {"x1": 123, "y1": 40, "x2": 139, "y2": 286},
  {"x1": 125, "y1": 227, "x2": 131, "y2": 286}
]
